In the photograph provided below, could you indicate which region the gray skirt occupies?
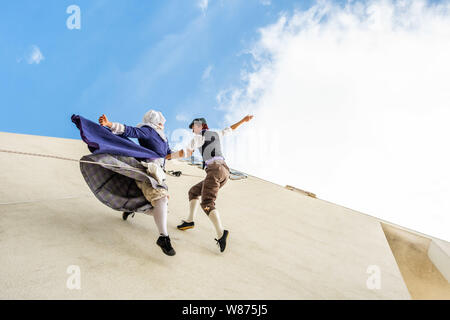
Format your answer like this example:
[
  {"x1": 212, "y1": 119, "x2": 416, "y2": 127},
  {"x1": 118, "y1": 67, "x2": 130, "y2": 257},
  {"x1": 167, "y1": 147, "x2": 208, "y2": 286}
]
[{"x1": 79, "y1": 153, "x2": 168, "y2": 213}]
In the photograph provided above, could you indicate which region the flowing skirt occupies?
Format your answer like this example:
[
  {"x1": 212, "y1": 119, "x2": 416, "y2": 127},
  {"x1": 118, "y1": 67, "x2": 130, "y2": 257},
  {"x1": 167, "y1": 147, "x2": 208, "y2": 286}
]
[{"x1": 79, "y1": 153, "x2": 168, "y2": 213}]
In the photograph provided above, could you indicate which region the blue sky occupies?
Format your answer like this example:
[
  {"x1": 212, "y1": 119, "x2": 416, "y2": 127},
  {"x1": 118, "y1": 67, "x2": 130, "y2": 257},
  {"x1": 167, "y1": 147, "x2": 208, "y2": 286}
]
[{"x1": 0, "y1": 0, "x2": 316, "y2": 140}]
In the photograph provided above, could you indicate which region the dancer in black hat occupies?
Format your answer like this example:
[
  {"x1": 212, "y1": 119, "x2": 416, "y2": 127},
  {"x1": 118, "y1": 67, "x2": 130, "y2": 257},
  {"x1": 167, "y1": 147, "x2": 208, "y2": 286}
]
[{"x1": 166, "y1": 115, "x2": 253, "y2": 252}]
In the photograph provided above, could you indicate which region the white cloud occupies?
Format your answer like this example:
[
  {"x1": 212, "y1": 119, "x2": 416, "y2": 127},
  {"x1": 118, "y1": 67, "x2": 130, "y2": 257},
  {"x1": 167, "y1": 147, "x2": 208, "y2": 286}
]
[
  {"x1": 220, "y1": 0, "x2": 450, "y2": 241},
  {"x1": 202, "y1": 65, "x2": 213, "y2": 80},
  {"x1": 176, "y1": 113, "x2": 189, "y2": 122},
  {"x1": 170, "y1": 128, "x2": 193, "y2": 152},
  {"x1": 198, "y1": 0, "x2": 209, "y2": 14},
  {"x1": 26, "y1": 45, "x2": 45, "y2": 64},
  {"x1": 260, "y1": 0, "x2": 271, "y2": 6}
]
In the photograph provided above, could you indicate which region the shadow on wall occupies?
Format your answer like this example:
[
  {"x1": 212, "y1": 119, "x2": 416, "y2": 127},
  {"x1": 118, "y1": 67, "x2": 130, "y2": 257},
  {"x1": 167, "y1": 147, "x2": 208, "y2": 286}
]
[
  {"x1": 381, "y1": 223, "x2": 450, "y2": 300},
  {"x1": 183, "y1": 157, "x2": 248, "y2": 181}
]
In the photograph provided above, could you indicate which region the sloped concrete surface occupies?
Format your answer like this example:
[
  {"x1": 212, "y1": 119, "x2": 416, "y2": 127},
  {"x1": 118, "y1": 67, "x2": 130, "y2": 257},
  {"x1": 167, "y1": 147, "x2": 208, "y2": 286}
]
[
  {"x1": 381, "y1": 223, "x2": 450, "y2": 299},
  {"x1": 428, "y1": 239, "x2": 450, "y2": 282},
  {"x1": 0, "y1": 131, "x2": 411, "y2": 299}
]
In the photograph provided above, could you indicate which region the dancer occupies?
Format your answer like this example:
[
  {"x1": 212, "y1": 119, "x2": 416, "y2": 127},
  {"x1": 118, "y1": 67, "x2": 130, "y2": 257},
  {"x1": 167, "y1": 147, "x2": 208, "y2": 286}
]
[
  {"x1": 98, "y1": 110, "x2": 176, "y2": 256},
  {"x1": 166, "y1": 115, "x2": 253, "y2": 252}
]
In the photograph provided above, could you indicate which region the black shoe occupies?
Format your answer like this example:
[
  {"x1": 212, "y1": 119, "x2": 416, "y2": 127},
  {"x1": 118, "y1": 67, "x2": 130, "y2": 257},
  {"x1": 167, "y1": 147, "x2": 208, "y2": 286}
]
[
  {"x1": 122, "y1": 212, "x2": 135, "y2": 220},
  {"x1": 156, "y1": 235, "x2": 176, "y2": 256},
  {"x1": 167, "y1": 170, "x2": 182, "y2": 177},
  {"x1": 177, "y1": 220, "x2": 195, "y2": 230},
  {"x1": 215, "y1": 230, "x2": 229, "y2": 253}
]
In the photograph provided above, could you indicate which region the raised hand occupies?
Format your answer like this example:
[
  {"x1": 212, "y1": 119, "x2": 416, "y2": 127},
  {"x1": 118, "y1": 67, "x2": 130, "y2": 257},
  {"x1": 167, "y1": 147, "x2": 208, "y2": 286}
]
[
  {"x1": 99, "y1": 114, "x2": 112, "y2": 128},
  {"x1": 231, "y1": 114, "x2": 254, "y2": 130}
]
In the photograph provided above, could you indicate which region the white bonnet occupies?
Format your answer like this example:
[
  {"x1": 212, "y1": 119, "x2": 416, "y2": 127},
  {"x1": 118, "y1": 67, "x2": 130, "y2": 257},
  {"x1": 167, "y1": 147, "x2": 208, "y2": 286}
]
[{"x1": 137, "y1": 110, "x2": 166, "y2": 129}]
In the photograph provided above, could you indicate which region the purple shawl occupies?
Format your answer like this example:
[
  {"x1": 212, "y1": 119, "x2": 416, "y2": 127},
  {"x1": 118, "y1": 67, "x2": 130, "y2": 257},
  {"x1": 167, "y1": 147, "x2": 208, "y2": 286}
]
[{"x1": 71, "y1": 114, "x2": 170, "y2": 161}]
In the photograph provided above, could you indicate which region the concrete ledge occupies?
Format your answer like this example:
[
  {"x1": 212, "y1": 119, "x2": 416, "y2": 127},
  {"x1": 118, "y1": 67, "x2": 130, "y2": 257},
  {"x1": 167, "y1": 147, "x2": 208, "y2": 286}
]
[{"x1": 285, "y1": 185, "x2": 316, "y2": 198}]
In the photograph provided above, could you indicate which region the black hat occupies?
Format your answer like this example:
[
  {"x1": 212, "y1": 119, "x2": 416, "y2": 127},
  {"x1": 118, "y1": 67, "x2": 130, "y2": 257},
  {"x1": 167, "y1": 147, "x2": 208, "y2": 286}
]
[{"x1": 189, "y1": 117, "x2": 207, "y2": 129}]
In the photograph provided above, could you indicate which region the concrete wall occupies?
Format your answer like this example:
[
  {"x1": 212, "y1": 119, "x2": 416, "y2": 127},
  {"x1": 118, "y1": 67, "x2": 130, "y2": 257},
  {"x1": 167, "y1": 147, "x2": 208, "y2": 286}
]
[{"x1": 0, "y1": 131, "x2": 414, "y2": 299}]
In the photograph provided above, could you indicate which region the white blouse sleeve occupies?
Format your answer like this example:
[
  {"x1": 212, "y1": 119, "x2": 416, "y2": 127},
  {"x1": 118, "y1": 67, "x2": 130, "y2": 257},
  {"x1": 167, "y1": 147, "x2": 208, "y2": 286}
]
[
  {"x1": 110, "y1": 122, "x2": 125, "y2": 135},
  {"x1": 183, "y1": 135, "x2": 204, "y2": 156},
  {"x1": 220, "y1": 127, "x2": 233, "y2": 137}
]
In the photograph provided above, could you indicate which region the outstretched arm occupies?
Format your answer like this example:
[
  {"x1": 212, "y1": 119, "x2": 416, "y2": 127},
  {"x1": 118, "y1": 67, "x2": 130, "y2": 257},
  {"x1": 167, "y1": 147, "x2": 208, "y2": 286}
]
[
  {"x1": 165, "y1": 148, "x2": 195, "y2": 160},
  {"x1": 230, "y1": 114, "x2": 254, "y2": 131},
  {"x1": 99, "y1": 114, "x2": 125, "y2": 134},
  {"x1": 166, "y1": 115, "x2": 254, "y2": 160},
  {"x1": 99, "y1": 114, "x2": 150, "y2": 139},
  {"x1": 99, "y1": 114, "x2": 124, "y2": 134},
  {"x1": 166, "y1": 133, "x2": 203, "y2": 160}
]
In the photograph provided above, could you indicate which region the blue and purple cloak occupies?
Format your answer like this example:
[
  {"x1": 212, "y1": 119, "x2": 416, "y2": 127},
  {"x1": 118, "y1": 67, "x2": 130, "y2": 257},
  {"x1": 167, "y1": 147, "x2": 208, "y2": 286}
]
[
  {"x1": 71, "y1": 114, "x2": 171, "y2": 161},
  {"x1": 71, "y1": 114, "x2": 172, "y2": 213}
]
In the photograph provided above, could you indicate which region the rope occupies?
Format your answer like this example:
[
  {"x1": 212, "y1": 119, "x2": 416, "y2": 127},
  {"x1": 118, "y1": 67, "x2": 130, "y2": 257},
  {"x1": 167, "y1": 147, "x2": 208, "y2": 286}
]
[
  {"x1": 0, "y1": 148, "x2": 149, "y2": 174},
  {"x1": 0, "y1": 148, "x2": 79, "y2": 162},
  {"x1": 0, "y1": 149, "x2": 219, "y2": 180},
  {"x1": 0, "y1": 149, "x2": 193, "y2": 178},
  {"x1": 0, "y1": 194, "x2": 93, "y2": 206}
]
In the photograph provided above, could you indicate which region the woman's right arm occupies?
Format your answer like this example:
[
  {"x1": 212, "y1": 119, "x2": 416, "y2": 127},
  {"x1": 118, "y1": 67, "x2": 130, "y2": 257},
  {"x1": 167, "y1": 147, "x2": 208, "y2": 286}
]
[
  {"x1": 110, "y1": 122, "x2": 125, "y2": 135},
  {"x1": 99, "y1": 114, "x2": 149, "y2": 139},
  {"x1": 165, "y1": 137, "x2": 197, "y2": 160},
  {"x1": 166, "y1": 149, "x2": 187, "y2": 160},
  {"x1": 99, "y1": 114, "x2": 123, "y2": 134}
]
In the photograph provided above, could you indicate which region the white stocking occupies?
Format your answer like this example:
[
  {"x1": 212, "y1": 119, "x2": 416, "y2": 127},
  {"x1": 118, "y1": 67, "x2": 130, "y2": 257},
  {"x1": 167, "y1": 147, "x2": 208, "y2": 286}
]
[
  {"x1": 208, "y1": 209, "x2": 224, "y2": 239},
  {"x1": 151, "y1": 197, "x2": 168, "y2": 236},
  {"x1": 186, "y1": 199, "x2": 199, "y2": 223}
]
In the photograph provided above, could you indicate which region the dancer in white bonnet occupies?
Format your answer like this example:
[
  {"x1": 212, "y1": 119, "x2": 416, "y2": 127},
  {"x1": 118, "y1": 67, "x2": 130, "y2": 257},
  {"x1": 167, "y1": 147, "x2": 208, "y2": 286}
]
[{"x1": 99, "y1": 109, "x2": 175, "y2": 256}]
